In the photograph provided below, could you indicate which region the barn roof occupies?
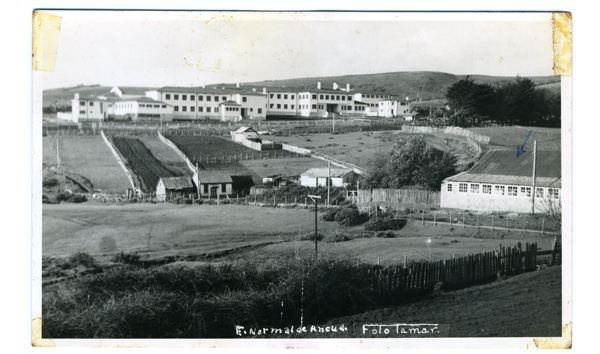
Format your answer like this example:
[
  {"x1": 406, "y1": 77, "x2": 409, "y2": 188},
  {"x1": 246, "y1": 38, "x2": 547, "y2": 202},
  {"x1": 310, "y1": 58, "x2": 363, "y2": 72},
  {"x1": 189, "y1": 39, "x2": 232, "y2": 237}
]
[
  {"x1": 301, "y1": 168, "x2": 354, "y2": 178},
  {"x1": 197, "y1": 170, "x2": 233, "y2": 184},
  {"x1": 160, "y1": 177, "x2": 194, "y2": 190},
  {"x1": 444, "y1": 150, "x2": 562, "y2": 188}
]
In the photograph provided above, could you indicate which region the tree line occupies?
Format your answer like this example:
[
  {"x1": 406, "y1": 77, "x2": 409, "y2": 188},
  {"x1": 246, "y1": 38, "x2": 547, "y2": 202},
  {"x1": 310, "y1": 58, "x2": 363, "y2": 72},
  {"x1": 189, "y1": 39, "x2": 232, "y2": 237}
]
[{"x1": 445, "y1": 76, "x2": 560, "y2": 127}]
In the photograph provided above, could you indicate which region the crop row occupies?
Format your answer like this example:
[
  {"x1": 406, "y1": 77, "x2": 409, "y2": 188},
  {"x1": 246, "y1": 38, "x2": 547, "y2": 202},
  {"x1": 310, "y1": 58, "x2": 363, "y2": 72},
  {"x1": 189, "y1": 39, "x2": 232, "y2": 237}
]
[
  {"x1": 111, "y1": 137, "x2": 183, "y2": 192},
  {"x1": 166, "y1": 135, "x2": 257, "y2": 165}
]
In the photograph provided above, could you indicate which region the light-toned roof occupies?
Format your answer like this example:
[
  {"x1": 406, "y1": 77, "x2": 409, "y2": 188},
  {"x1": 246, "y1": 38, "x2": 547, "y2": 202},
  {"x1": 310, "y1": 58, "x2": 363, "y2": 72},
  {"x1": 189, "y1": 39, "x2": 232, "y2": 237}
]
[
  {"x1": 219, "y1": 100, "x2": 242, "y2": 106},
  {"x1": 301, "y1": 168, "x2": 354, "y2": 178},
  {"x1": 160, "y1": 177, "x2": 194, "y2": 190},
  {"x1": 197, "y1": 170, "x2": 233, "y2": 184},
  {"x1": 233, "y1": 126, "x2": 256, "y2": 134}
]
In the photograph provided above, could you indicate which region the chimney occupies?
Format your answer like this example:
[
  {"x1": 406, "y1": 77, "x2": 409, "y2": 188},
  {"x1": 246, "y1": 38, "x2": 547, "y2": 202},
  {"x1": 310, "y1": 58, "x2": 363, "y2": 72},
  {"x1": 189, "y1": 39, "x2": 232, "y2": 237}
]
[
  {"x1": 333, "y1": 82, "x2": 338, "y2": 90},
  {"x1": 252, "y1": 88, "x2": 256, "y2": 92},
  {"x1": 263, "y1": 87, "x2": 266, "y2": 94},
  {"x1": 236, "y1": 82, "x2": 240, "y2": 88},
  {"x1": 346, "y1": 83, "x2": 350, "y2": 91},
  {"x1": 317, "y1": 82, "x2": 321, "y2": 90},
  {"x1": 74, "y1": 93, "x2": 80, "y2": 100},
  {"x1": 406, "y1": 96, "x2": 409, "y2": 101}
]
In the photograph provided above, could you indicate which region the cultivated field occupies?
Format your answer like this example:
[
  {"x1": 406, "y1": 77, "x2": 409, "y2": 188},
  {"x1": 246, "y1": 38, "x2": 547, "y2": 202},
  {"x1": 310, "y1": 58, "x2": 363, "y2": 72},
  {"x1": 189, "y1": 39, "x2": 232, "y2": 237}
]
[
  {"x1": 271, "y1": 130, "x2": 479, "y2": 168},
  {"x1": 42, "y1": 203, "x2": 556, "y2": 264},
  {"x1": 42, "y1": 136, "x2": 132, "y2": 193},
  {"x1": 109, "y1": 136, "x2": 184, "y2": 192},
  {"x1": 137, "y1": 136, "x2": 194, "y2": 177},
  {"x1": 467, "y1": 126, "x2": 561, "y2": 150},
  {"x1": 166, "y1": 135, "x2": 257, "y2": 163}
]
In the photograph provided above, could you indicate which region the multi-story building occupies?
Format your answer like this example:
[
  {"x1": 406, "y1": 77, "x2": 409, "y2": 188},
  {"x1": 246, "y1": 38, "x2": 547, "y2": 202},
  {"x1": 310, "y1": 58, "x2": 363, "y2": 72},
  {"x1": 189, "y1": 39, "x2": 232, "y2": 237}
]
[{"x1": 69, "y1": 81, "x2": 411, "y2": 123}]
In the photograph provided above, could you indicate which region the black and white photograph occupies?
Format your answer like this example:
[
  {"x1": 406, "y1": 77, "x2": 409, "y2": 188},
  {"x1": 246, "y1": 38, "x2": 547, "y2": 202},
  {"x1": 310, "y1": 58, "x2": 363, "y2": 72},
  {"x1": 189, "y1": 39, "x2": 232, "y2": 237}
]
[{"x1": 31, "y1": 9, "x2": 572, "y2": 349}]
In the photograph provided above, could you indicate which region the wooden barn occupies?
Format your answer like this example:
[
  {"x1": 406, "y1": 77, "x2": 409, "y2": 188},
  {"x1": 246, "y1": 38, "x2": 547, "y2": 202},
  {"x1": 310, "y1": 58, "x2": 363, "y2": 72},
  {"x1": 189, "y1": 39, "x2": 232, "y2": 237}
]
[
  {"x1": 156, "y1": 177, "x2": 196, "y2": 202},
  {"x1": 197, "y1": 170, "x2": 233, "y2": 198},
  {"x1": 440, "y1": 150, "x2": 561, "y2": 213}
]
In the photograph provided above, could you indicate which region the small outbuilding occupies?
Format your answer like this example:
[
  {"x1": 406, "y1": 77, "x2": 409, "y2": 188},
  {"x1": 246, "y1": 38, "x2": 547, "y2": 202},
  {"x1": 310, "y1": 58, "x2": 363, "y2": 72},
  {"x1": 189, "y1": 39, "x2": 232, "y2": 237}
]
[
  {"x1": 156, "y1": 177, "x2": 196, "y2": 202},
  {"x1": 197, "y1": 170, "x2": 234, "y2": 198},
  {"x1": 300, "y1": 168, "x2": 359, "y2": 188},
  {"x1": 231, "y1": 126, "x2": 259, "y2": 142}
]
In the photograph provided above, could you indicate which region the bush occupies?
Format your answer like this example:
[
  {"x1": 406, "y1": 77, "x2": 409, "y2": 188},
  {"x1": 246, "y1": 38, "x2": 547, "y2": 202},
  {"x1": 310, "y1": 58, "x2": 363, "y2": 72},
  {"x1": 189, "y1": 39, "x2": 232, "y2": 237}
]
[
  {"x1": 43, "y1": 178, "x2": 59, "y2": 187},
  {"x1": 334, "y1": 206, "x2": 369, "y2": 226},
  {"x1": 374, "y1": 231, "x2": 396, "y2": 238},
  {"x1": 112, "y1": 252, "x2": 141, "y2": 265},
  {"x1": 364, "y1": 218, "x2": 407, "y2": 231},
  {"x1": 324, "y1": 232, "x2": 352, "y2": 243},
  {"x1": 62, "y1": 252, "x2": 97, "y2": 269},
  {"x1": 54, "y1": 192, "x2": 87, "y2": 203},
  {"x1": 321, "y1": 208, "x2": 338, "y2": 221},
  {"x1": 299, "y1": 231, "x2": 324, "y2": 241}
]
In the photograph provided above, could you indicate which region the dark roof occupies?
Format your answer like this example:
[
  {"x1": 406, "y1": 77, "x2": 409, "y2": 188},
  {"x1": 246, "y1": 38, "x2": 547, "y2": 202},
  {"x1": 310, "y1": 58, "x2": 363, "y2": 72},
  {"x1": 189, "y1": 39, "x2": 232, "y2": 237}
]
[
  {"x1": 156, "y1": 86, "x2": 242, "y2": 95},
  {"x1": 160, "y1": 177, "x2": 194, "y2": 190},
  {"x1": 239, "y1": 88, "x2": 267, "y2": 96},
  {"x1": 197, "y1": 170, "x2": 233, "y2": 184},
  {"x1": 267, "y1": 86, "x2": 310, "y2": 93},
  {"x1": 445, "y1": 150, "x2": 561, "y2": 187},
  {"x1": 354, "y1": 100, "x2": 368, "y2": 105}
]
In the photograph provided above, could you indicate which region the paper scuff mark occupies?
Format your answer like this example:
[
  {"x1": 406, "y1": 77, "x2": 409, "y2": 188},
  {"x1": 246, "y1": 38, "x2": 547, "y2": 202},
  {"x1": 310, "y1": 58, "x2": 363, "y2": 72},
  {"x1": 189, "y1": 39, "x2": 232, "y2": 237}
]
[
  {"x1": 533, "y1": 322, "x2": 572, "y2": 349},
  {"x1": 553, "y1": 12, "x2": 572, "y2": 77},
  {"x1": 32, "y1": 11, "x2": 61, "y2": 72},
  {"x1": 32, "y1": 318, "x2": 55, "y2": 347}
]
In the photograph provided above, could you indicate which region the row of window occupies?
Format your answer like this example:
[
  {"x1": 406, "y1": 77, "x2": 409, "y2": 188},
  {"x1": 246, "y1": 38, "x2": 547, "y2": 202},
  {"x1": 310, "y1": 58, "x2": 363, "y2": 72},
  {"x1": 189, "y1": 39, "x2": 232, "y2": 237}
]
[
  {"x1": 139, "y1": 104, "x2": 167, "y2": 108},
  {"x1": 448, "y1": 183, "x2": 560, "y2": 199},
  {"x1": 363, "y1": 94, "x2": 388, "y2": 99},
  {"x1": 269, "y1": 93, "x2": 296, "y2": 100},
  {"x1": 225, "y1": 107, "x2": 240, "y2": 112},
  {"x1": 269, "y1": 103, "x2": 296, "y2": 110},
  {"x1": 165, "y1": 94, "x2": 243, "y2": 102},
  {"x1": 172, "y1": 106, "x2": 262, "y2": 114},
  {"x1": 203, "y1": 183, "x2": 228, "y2": 193},
  {"x1": 355, "y1": 106, "x2": 366, "y2": 111}
]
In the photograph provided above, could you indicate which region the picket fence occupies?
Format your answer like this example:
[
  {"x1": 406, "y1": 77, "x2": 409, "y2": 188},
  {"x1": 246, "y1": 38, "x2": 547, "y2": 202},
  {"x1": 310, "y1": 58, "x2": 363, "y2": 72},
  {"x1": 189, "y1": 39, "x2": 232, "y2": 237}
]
[
  {"x1": 366, "y1": 242, "x2": 542, "y2": 296},
  {"x1": 401, "y1": 125, "x2": 491, "y2": 144},
  {"x1": 355, "y1": 188, "x2": 440, "y2": 205}
]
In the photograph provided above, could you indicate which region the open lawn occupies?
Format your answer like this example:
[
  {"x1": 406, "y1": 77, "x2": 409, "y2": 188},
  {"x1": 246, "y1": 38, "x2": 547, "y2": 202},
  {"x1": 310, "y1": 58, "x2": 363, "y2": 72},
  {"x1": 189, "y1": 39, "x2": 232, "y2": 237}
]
[
  {"x1": 43, "y1": 203, "x2": 555, "y2": 265},
  {"x1": 323, "y1": 265, "x2": 562, "y2": 338},
  {"x1": 467, "y1": 126, "x2": 561, "y2": 151},
  {"x1": 42, "y1": 136, "x2": 132, "y2": 193},
  {"x1": 271, "y1": 130, "x2": 479, "y2": 168}
]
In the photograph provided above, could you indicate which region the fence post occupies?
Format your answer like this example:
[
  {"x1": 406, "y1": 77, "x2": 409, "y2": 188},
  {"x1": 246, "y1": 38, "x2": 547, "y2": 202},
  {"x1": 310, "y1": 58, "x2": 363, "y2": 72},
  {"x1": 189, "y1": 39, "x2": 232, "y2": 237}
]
[
  {"x1": 449, "y1": 212, "x2": 452, "y2": 226},
  {"x1": 542, "y1": 218, "x2": 545, "y2": 235},
  {"x1": 422, "y1": 211, "x2": 424, "y2": 225},
  {"x1": 434, "y1": 214, "x2": 436, "y2": 226},
  {"x1": 462, "y1": 211, "x2": 465, "y2": 228},
  {"x1": 492, "y1": 215, "x2": 494, "y2": 234},
  {"x1": 403, "y1": 253, "x2": 407, "y2": 268}
]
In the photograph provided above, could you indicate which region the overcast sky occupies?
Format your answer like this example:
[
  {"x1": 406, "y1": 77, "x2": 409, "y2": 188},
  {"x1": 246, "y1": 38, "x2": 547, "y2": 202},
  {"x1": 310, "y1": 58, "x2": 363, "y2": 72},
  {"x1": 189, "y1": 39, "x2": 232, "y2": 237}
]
[{"x1": 41, "y1": 11, "x2": 555, "y2": 89}]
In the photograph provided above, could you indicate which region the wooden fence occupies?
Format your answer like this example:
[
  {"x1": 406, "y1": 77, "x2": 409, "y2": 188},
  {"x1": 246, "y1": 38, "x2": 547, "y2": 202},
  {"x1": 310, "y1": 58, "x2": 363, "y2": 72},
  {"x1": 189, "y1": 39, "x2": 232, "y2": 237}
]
[
  {"x1": 366, "y1": 242, "x2": 545, "y2": 297},
  {"x1": 355, "y1": 188, "x2": 441, "y2": 205}
]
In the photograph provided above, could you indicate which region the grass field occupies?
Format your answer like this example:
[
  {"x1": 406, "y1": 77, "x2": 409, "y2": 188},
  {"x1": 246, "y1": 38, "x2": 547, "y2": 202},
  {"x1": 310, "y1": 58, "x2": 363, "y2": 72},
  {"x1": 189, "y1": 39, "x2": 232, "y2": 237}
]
[
  {"x1": 166, "y1": 135, "x2": 256, "y2": 163},
  {"x1": 42, "y1": 136, "x2": 132, "y2": 193},
  {"x1": 323, "y1": 265, "x2": 562, "y2": 338},
  {"x1": 467, "y1": 126, "x2": 561, "y2": 150},
  {"x1": 240, "y1": 157, "x2": 328, "y2": 178},
  {"x1": 271, "y1": 130, "x2": 479, "y2": 168},
  {"x1": 42, "y1": 203, "x2": 555, "y2": 265}
]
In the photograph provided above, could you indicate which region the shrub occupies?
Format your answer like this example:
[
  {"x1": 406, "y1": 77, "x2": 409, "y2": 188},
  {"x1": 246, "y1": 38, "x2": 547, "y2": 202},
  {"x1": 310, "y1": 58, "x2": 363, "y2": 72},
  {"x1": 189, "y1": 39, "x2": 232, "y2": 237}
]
[
  {"x1": 55, "y1": 192, "x2": 72, "y2": 202},
  {"x1": 364, "y1": 218, "x2": 407, "y2": 231},
  {"x1": 334, "y1": 206, "x2": 369, "y2": 226},
  {"x1": 299, "y1": 231, "x2": 324, "y2": 241},
  {"x1": 324, "y1": 232, "x2": 352, "y2": 243},
  {"x1": 321, "y1": 208, "x2": 338, "y2": 221},
  {"x1": 69, "y1": 194, "x2": 87, "y2": 203},
  {"x1": 374, "y1": 231, "x2": 396, "y2": 238},
  {"x1": 112, "y1": 252, "x2": 141, "y2": 265},
  {"x1": 43, "y1": 178, "x2": 59, "y2": 187},
  {"x1": 62, "y1": 252, "x2": 97, "y2": 269}
]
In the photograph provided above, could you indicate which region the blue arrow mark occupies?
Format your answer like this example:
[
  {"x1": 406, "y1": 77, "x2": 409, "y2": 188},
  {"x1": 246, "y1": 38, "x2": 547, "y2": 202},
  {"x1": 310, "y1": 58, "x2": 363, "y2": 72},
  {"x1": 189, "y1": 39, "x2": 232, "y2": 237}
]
[{"x1": 516, "y1": 130, "x2": 532, "y2": 157}]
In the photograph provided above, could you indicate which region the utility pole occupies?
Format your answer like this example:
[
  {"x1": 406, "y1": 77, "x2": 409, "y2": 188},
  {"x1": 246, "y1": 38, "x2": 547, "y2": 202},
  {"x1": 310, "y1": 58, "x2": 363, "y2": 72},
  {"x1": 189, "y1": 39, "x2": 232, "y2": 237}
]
[
  {"x1": 308, "y1": 195, "x2": 321, "y2": 260},
  {"x1": 327, "y1": 161, "x2": 331, "y2": 206},
  {"x1": 56, "y1": 139, "x2": 61, "y2": 170},
  {"x1": 332, "y1": 113, "x2": 335, "y2": 133},
  {"x1": 531, "y1": 140, "x2": 537, "y2": 214}
]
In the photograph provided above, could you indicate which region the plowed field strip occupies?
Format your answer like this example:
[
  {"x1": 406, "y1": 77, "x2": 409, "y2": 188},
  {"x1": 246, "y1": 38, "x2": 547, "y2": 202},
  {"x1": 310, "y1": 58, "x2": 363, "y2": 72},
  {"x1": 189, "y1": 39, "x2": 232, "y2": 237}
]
[{"x1": 111, "y1": 137, "x2": 183, "y2": 192}]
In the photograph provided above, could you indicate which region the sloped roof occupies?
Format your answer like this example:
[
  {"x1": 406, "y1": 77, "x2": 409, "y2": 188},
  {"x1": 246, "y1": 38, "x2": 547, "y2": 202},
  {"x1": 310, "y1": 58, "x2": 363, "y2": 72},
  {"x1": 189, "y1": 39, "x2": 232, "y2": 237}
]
[
  {"x1": 113, "y1": 86, "x2": 154, "y2": 95},
  {"x1": 354, "y1": 100, "x2": 368, "y2": 105},
  {"x1": 445, "y1": 150, "x2": 561, "y2": 187},
  {"x1": 157, "y1": 86, "x2": 242, "y2": 95},
  {"x1": 219, "y1": 100, "x2": 242, "y2": 106},
  {"x1": 301, "y1": 168, "x2": 354, "y2": 178},
  {"x1": 197, "y1": 170, "x2": 233, "y2": 184},
  {"x1": 233, "y1": 126, "x2": 256, "y2": 134},
  {"x1": 160, "y1": 177, "x2": 194, "y2": 190}
]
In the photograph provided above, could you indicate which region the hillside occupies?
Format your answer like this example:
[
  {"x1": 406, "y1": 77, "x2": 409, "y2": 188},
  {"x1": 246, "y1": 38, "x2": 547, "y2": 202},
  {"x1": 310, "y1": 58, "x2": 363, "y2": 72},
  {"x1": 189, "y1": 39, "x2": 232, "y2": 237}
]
[{"x1": 43, "y1": 71, "x2": 561, "y2": 108}]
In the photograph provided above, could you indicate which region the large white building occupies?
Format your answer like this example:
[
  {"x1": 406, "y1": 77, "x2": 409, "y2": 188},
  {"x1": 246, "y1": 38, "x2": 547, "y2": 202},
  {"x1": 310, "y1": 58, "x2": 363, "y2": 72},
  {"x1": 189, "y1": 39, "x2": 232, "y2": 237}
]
[
  {"x1": 440, "y1": 150, "x2": 561, "y2": 213},
  {"x1": 69, "y1": 82, "x2": 414, "y2": 123}
]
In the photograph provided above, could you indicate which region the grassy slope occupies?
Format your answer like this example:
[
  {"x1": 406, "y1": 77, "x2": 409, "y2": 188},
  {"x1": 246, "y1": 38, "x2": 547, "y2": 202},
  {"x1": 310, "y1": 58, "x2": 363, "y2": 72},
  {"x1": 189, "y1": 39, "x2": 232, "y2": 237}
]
[
  {"x1": 467, "y1": 126, "x2": 561, "y2": 150},
  {"x1": 42, "y1": 136, "x2": 132, "y2": 193},
  {"x1": 322, "y1": 265, "x2": 562, "y2": 338}
]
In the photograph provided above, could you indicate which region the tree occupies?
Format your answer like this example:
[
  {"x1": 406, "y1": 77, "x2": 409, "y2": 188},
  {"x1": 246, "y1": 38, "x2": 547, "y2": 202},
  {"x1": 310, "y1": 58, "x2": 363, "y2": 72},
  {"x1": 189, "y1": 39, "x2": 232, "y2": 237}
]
[
  {"x1": 445, "y1": 76, "x2": 495, "y2": 127},
  {"x1": 364, "y1": 136, "x2": 457, "y2": 190}
]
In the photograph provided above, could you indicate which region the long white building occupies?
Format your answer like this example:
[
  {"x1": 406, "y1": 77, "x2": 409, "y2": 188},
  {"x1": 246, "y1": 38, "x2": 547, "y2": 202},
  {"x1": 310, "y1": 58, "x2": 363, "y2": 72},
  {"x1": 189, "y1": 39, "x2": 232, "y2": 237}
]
[{"x1": 68, "y1": 82, "x2": 414, "y2": 123}]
